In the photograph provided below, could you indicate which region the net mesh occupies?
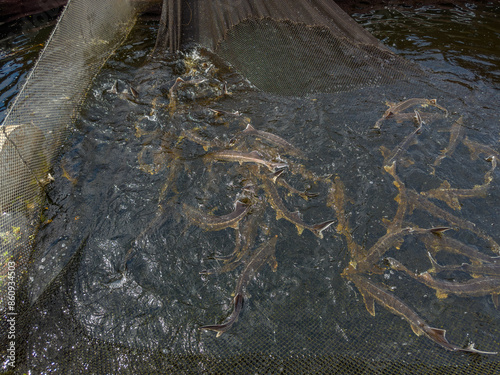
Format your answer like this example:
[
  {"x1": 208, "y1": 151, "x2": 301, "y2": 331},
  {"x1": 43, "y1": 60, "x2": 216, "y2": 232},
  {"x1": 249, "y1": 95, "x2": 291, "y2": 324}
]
[
  {"x1": 188, "y1": 0, "x2": 423, "y2": 95},
  {"x1": 2, "y1": 1, "x2": 500, "y2": 374},
  {"x1": 0, "y1": 0, "x2": 136, "y2": 368}
]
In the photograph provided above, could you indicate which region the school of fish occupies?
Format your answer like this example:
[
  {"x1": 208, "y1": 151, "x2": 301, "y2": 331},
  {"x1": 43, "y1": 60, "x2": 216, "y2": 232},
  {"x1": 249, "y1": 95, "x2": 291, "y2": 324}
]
[{"x1": 131, "y1": 57, "x2": 499, "y2": 355}]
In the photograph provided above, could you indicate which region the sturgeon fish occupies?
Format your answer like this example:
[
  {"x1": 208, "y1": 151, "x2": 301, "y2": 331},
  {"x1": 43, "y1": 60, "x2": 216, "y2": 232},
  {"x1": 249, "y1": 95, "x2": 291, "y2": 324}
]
[
  {"x1": 199, "y1": 293, "x2": 244, "y2": 337},
  {"x1": 381, "y1": 119, "x2": 423, "y2": 166},
  {"x1": 183, "y1": 200, "x2": 249, "y2": 231},
  {"x1": 261, "y1": 175, "x2": 334, "y2": 239},
  {"x1": 240, "y1": 123, "x2": 304, "y2": 157},
  {"x1": 374, "y1": 98, "x2": 448, "y2": 129},
  {"x1": 406, "y1": 189, "x2": 500, "y2": 253},
  {"x1": 357, "y1": 226, "x2": 449, "y2": 272},
  {"x1": 234, "y1": 235, "x2": 279, "y2": 296},
  {"x1": 273, "y1": 169, "x2": 318, "y2": 200},
  {"x1": 206, "y1": 150, "x2": 288, "y2": 172},
  {"x1": 463, "y1": 136, "x2": 500, "y2": 161},
  {"x1": 431, "y1": 117, "x2": 465, "y2": 170},
  {"x1": 418, "y1": 231, "x2": 500, "y2": 266},
  {"x1": 421, "y1": 180, "x2": 489, "y2": 211},
  {"x1": 426, "y1": 252, "x2": 500, "y2": 278},
  {"x1": 326, "y1": 176, "x2": 364, "y2": 261},
  {"x1": 347, "y1": 272, "x2": 497, "y2": 354},
  {"x1": 387, "y1": 257, "x2": 500, "y2": 310},
  {"x1": 200, "y1": 236, "x2": 278, "y2": 337}
]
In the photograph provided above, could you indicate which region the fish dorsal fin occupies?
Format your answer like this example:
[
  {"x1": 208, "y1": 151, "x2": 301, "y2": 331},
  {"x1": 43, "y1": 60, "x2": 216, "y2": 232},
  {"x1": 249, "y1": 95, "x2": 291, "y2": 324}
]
[
  {"x1": 295, "y1": 225, "x2": 305, "y2": 236},
  {"x1": 362, "y1": 294, "x2": 376, "y2": 317},
  {"x1": 410, "y1": 323, "x2": 424, "y2": 336},
  {"x1": 439, "y1": 180, "x2": 451, "y2": 190},
  {"x1": 393, "y1": 238, "x2": 405, "y2": 250},
  {"x1": 267, "y1": 255, "x2": 278, "y2": 271},
  {"x1": 380, "y1": 146, "x2": 391, "y2": 159},
  {"x1": 436, "y1": 290, "x2": 448, "y2": 299},
  {"x1": 426, "y1": 327, "x2": 452, "y2": 347},
  {"x1": 243, "y1": 123, "x2": 256, "y2": 133}
]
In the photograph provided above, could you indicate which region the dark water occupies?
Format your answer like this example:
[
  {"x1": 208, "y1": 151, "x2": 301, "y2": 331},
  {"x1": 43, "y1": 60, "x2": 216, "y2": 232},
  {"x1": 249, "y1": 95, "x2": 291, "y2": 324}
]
[
  {"x1": 0, "y1": 23, "x2": 53, "y2": 123},
  {"x1": 3, "y1": 4, "x2": 500, "y2": 373}
]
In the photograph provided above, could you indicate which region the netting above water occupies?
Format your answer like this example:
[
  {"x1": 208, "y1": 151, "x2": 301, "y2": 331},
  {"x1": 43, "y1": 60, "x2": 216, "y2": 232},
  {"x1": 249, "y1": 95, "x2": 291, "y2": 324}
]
[{"x1": 2, "y1": 1, "x2": 500, "y2": 374}]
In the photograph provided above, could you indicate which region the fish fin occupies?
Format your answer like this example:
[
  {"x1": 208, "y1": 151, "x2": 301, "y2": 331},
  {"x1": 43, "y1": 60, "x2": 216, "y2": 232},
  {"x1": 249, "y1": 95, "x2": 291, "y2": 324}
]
[
  {"x1": 243, "y1": 123, "x2": 256, "y2": 133},
  {"x1": 426, "y1": 327, "x2": 455, "y2": 350},
  {"x1": 410, "y1": 323, "x2": 424, "y2": 336},
  {"x1": 312, "y1": 220, "x2": 335, "y2": 239},
  {"x1": 275, "y1": 211, "x2": 284, "y2": 221},
  {"x1": 268, "y1": 255, "x2": 278, "y2": 271},
  {"x1": 447, "y1": 197, "x2": 461, "y2": 211},
  {"x1": 429, "y1": 226, "x2": 451, "y2": 234},
  {"x1": 383, "y1": 160, "x2": 396, "y2": 175},
  {"x1": 272, "y1": 169, "x2": 285, "y2": 183},
  {"x1": 440, "y1": 180, "x2": 451, "y2": 189},
  {"x1": 295, "y1": 225, "x2": 304, "y2": 236},
  {"x1": 393, "y1": 238, "x2": 405, "y2": 250},
  {"x1": 374, "y1": 119, "x2": 383, "y2": 129},
  {"x1": 425, "y1": 251, "x2": 442, "y2": 274},
  {"x1": 492, "y1": 294, "x2": 499, "y2": 309},
  {"x1": 362, "y1": 295, "x2": 376, "y2": 316},
  {"x1": 394, "y1": 193, "x2": 402, "y2": 204},
  {"x1": 436, "y1": 290, "x2": 448, "y2": 299},
  {"x1": 401, "y1": 158, "x2": 415, "y2": 168},
  {"x1": 380, "y1": 146, "x2": 390, "y2": 159}
]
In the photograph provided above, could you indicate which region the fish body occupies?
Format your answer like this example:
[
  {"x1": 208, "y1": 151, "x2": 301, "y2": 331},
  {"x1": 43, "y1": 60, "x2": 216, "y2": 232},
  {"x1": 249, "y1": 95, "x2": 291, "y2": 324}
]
[
  {"x1": 374, "y1": 98, "x2": 448, "y2": 129},
  {"x1": 200, "y1": 293, "x2": 244, "y2": 337},
  {"x1": 178, "y1": 129, "x2": 223, "y2": 151},
  {"x1": 274, "y1": 169, "x2": 318, "y2": 200},
  {"x1": 463, "y1": 137, "x2": 500, "y2": 161},
  {"x1": 207, "y1": 150, "x2": 288, "y2": 172},
  {"x1": 419, "y1": 231, "x2": 499, "y2": 265},
  {"x1": 183, "y1": 200, "x2": 249, "y2": 231},
  {"x1": 357, "y1": 227, "x2": 448, "y2": 272},
  {"x1": 234, "y1": 235, "x2": 278, "y2": 296},
  {"x1": 421, "y1": 180, "x2": 488, "y2": 210},
  {"x1": 380, "y1": 122, "x2": 422, "y2": 167},
  {"x1": 382, "y1": 162, "x2": 407, "y2": 232},
  {"x1": 406, "y1": 189, "x2": 500, "y2": 253},
  {"x1": 432, "y1": 117, "x2": 465, "y2": 169},
  {"x1": 391, "y1": 111, "x2": 445, "y2": 124},
  {"x1": 326, "y1": 176, "x2": 364, "y2": 260},
  {"x1": 388, "y1": 257, "x2": 500, "y2": 301},
  {"x1": 241, "y1": 123, "x2": 304, "y2": 157},
  {"x1": 262, "y1": 176, "x2": 334, "y2": 238},
  {"x1": 347, "y1": 273, "x2": 494, "y2": 354},
  {"x1": 427, "y1": 253, "x2": 500, "y2": 278}
]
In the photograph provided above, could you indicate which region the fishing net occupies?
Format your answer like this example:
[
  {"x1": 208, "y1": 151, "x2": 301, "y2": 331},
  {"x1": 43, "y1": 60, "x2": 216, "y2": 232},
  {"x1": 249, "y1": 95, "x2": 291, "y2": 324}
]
[{"x1": 2, "y1": 0, "x2": 500, "y2": 374}]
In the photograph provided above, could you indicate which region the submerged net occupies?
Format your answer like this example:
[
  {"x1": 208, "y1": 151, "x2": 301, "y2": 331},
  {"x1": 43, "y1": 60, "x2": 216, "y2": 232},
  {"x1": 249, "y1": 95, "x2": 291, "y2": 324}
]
[
  {"x1": 188, "y1": 0, "x2": 423, "y2": 95},
  {"x1": 2, "y1": 0, "x2": 500, "y2": 374}
]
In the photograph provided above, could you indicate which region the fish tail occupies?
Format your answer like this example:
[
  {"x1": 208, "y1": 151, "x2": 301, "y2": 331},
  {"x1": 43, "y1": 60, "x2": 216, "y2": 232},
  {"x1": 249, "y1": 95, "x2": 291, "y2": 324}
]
[
  {"x1": 312, "y1": 220, "x2": 335, "y2": 239},
  {"x1": 425, "y1": 251, "x2": 444, "y2": 274},
  {"x1": 425, "y1": 327, "x2": 458, "y2": 351}
]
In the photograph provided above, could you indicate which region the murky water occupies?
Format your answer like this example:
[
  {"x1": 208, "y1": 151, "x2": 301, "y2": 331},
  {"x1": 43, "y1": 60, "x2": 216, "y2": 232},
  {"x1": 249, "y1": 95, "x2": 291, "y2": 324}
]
[{"x1": 3, "y1": 4, "x2": 500, "y2": 372}]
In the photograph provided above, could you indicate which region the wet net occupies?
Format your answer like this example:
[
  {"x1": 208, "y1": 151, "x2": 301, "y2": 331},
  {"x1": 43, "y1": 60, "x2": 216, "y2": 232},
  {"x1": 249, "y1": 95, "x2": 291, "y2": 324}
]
[{"x1": 2, "y1": 0, "x2": 500, "y2": 374}]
